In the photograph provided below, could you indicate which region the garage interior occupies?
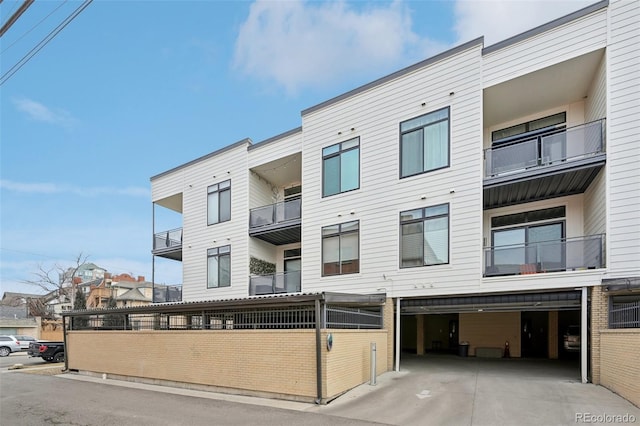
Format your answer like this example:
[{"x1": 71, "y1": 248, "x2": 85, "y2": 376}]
[{"x1": 399, "y1": 291, "x2": 582, "y2": 364}]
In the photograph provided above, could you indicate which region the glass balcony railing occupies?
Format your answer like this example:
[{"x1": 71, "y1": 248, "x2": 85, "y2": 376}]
[
  {"x1": 484, "y1": 119, "x2": 605, "y2": 178},
  {"x1": 153, "y1": 227, "x2": 182, "y2": 251},
  {"x1": 249, "y1": 197, "x2": 301, "y2": 229},
  {"x1": 249, "y1": 271, "x2": 301, "y2": 296},
  {"x1": 484, "y1": 234, "x2": 605, "y2": 277}
]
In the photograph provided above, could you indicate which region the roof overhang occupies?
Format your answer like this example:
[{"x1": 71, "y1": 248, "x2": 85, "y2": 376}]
[{"x1": 64, "y1": 292, "x2": 387, "y2": 317}]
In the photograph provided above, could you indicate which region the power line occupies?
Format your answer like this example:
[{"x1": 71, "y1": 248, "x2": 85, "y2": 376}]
[
  {"x1": 0, "y1": 0, "x2": 34, "y2": 38},
  {"x1": 1, "y1": 0, "x2": 68, "y2": 54},
  {"x1": 0, "y1": 0, "x2": 93, "y2": 85}
]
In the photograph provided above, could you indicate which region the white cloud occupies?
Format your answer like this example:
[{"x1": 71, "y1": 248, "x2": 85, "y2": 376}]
[
  {"x1": 233, "y1": 0, "x2": 444, "y2": 93},
  {"x1": 454, "y1": 0, "x2": 594, "y2": 46},
  {"x1": 0, "y1": 179, "x2": 150, "y2": 198},
  {"x1": 12, "y1": 97, "x2": 77, "y2": 127}
]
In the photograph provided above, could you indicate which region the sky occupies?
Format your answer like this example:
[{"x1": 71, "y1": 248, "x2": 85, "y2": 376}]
[{"x1": 0, "y1": 0, "x2": 595, "y2": 296}]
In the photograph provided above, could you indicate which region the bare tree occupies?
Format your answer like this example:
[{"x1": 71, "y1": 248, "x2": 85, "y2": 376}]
[{"x1": 22, "y1": 253, "x2": 90, "y2": 319}]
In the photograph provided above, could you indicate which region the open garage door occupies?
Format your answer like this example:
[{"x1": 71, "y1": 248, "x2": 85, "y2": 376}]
[{"x1": 398, "y1": 290, "x2": 586, "y2": 380}]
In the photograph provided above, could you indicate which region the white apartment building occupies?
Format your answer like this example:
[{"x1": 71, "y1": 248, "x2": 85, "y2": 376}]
[{"x1": 150, "y1": 0, "x2": 639, "y2": 384}]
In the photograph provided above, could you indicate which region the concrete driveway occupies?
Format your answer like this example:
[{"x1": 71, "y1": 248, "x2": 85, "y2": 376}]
[{"x1": 312, "y1": 354, "x2": 640, "y2": 426}]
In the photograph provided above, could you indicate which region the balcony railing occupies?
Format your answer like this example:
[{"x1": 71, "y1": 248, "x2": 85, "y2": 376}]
[
  {"x1": 484, "y1": 234, "x2": 604, "y2": 277},
  {"x1": 153, "y1": 227, "x2": 182, "y2": 251},
  {"x1": 249, "y1": 197, "x2": 301, "y2": 229},
  {"x1": 484, "y1": 119, "x2": 605, "y2": 178},
  {"x1": 249, "y1": 271, "x2": 301, "y2": 296}
]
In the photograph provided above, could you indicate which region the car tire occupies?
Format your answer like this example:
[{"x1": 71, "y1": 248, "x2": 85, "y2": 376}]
[
  {"x1": 43, "y1": 357, "x2": 53, "y2": 362},
  {"x1": 0, "y1": 347, "x2": 10, "y2": 357},
  {"x1": 53, "y1": 352, "x2": 65, "y2": 363}
]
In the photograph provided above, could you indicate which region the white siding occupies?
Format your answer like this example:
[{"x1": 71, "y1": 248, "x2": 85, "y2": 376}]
[
  {"x1": 249, "y1": 238, "x2": 277, "y2": 268},
  {"x1": 584, "y1": 168, "x2": 607, "y2": 237},
  {"x1": 179, "y1": 144, "x2": 251, "y2": 301},
  {"x1": 606, "y1": 0, "x2": 640, "y2": 278},
  {"x1": 483, "y1": 9, "x2": 607, "y2": 88},
  {"x1": 249, "y1": 171, "x2": 275, "y2": 209},
  {"x1": 151, "y1": 171, "x2": 185, "y2": 205},
  {"x1": 585, "y1": 54, "x2": 607, "y2": 121},
  {"x1": 247, "y1": 131, "x2": 302, "y2": 169},
  {"x1": 300, "y1": 44, "x2": 484, "y2": 298}
]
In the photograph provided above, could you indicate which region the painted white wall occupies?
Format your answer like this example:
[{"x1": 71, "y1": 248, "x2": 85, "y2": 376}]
[
  {"x1": 179, "y1": 143, "x2": 250, "y2": 301},
  {"x1": 606, "y1": 0, "x2": 640, "y2": 279},
  {"x1": 300, "y1": 43, "x2": 485, "y2": 298},
  {"x1": 482, "y1": 8, "x2": 607, "y2": 88}
]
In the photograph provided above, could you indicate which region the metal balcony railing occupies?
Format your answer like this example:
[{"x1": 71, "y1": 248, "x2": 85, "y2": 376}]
[
  {"x1": 249, "y1": 271, "x2": 301, "y2": 296},
  {"x1": 484, "y1": 234, "x2": 605, "y2": 277},
  {"x1": 484, "y1": 119, "x2": 605, "y2": 177},
  {"x1": 153, "y1": 227, "x2": 182, "y2": 251},
  {"x1": 249, "y1": 197, "x2": 301, "y2": 229}
]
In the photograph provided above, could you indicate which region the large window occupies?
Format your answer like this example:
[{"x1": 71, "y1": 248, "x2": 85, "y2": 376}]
[
  {"x1": 207, "y1": 245, "x2": 230, "y2": 288},
  {"x1": 491, "y1": 207, "x2": 565, "y2": 272},
  {"x1": 491, "y1": 112, "x2": 566, "y2": 142},
  {"x1": 323, "y1": 138, "x2": 359, "y2": 197},
  {"x1": 207, "y1": 180, "x2": 231, "y2": 225},
  {"x1": 401, "y1": 204, "x2": 449, "y2": 267},
  {"x1": 322, "y1": 221, "x2": 359, "y2": 276},
  {"x1": 400, "y1": 107, "x2": 449, "y2": 178}
]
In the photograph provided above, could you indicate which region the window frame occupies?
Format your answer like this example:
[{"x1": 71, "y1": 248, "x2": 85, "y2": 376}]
[
  {"x1": 207, "y1": 245, "x2": 231, "y2": 289},
  {"x1": 207, "y1": 180, "x2": 231, "y2": 226},
  {"x1": 399, "y1": 203, "x2": 450, "y2": 268},
  {"x1": 399, "y1": 107, "x2": 450, "y2": 179},
  {"x1": 322, "y1": 137, "x2": 360, "y2": 198},
  {"x1": 491, "y1": 112, "x2": 566, "y2": 143},
  {"x1": 321, "y1": 220, "x2": 360, "y2": 276}
]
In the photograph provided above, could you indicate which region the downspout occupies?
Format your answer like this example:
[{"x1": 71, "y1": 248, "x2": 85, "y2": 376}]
[
  {"x1": 62, "y1": 314, "x2": 69, "y2": 371},
  {"x1": 315, "y1": 298, "x2": 323, "y2": 404}
]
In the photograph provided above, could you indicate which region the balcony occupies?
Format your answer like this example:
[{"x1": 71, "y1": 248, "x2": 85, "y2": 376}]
[
  {"x1": 484, "y1": 234, "x2": 605, "y2": 277},
  {"x1": 249, "y1": 197, "x2": 301, "y2": 245},
  {"x1": 249, "y1": 271, "x2": 301, "y2": 296},
  {"x1": 483, "y1": 120, "x2": 606, "y2": 209},
  {"x1": 152, "y1": 227, "x2": 182, "y2": 261}
]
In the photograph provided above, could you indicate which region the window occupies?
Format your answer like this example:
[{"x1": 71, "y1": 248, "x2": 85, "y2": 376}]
[
  {"x1": 401, "y1": 204, "x2": 449, "y2": 267},
  {"x1": 322, "y1": 221, "x2": 359, "y2": 275},
  {"x1": 491, "y1": 207, "x2": 566, "y2": 273},
  {"x1": 491, "y1": 112, "x2": 566, "y2": 142},
  {"x1": 207, "y1": 180, "x2": 231, "y2": 225},
  {"x1": 400, "y1": 107, "x2": 449, "y2": 178},
  {"x1": 323, "y1": 138, "x2": 359, "y2": 197},
  {"x1": 207, "y1": 245, "x2": 231, "y2": 288}
]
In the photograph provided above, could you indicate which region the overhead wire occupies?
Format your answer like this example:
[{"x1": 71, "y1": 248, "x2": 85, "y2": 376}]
[
  {"x1": 1, "y1": 0, "x2": 68, "y2": 54},
  {"x1": 0, "y1": 0, "x2": 93, "y2": 85}
]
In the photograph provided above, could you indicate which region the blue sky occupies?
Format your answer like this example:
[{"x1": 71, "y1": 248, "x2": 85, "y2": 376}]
[{"x1": 0, "y1": 0, "x2": 593, "y2": 295}]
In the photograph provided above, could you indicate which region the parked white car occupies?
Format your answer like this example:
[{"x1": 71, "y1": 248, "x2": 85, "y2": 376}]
[
  {"x1": 0, "y1": 335, "x2": 22, "y2": 356},
  {"x1": 14, "y1": 335, "x2": 37, "y2": 350}
]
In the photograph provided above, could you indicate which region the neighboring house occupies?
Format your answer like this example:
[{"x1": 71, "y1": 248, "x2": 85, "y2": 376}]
[
  {"x1": 0, "y1": 292, "x2": 46, "y2": 338},
  {"x1": 67, "y1": 0, "x2": 639, "y2": 406},
  {"x1": 86, "y1": 275, "x2": 155, "y2": 309},
  {"x1": 60, "y1": 263, "x2": 106, "y2": 287}
]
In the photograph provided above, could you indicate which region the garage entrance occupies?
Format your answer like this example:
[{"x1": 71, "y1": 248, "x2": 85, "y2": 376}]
[{"x1": 399, "y1": 290, "x2": 583, "y2": 367}]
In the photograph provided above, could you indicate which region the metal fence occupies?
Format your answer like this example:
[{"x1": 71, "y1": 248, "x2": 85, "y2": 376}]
[
  {"x1": 153, "y1": 227, "x2": 182, "y2": 251},
  {"x1": 249, "y1": 271, "x2": 301, "y2": 296},
  {"x1": 484, "y1": 119, "x2": 605, "y2": 177},
  {"x1": 609, "y1": 299, "x2": 640, "y2": 329},
  {"x1": 68, "y1": 303, "x2": 382, "y2": 331},
  {"x1": 249, "y1": 197, "x2": 301, "y2": 229},
  {"x1": 484, "y1": 234, "x2": 604, "y2": 276}
]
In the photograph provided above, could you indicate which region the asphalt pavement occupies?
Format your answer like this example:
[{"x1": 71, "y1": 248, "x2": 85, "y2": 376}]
[{"x1": 2, "y1": 354, "x2": 639, "y2": 426}]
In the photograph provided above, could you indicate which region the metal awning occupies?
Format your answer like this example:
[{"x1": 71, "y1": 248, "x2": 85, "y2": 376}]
[{"x1": 401, "y1": 290, "x2": 581, "y2": 314}]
